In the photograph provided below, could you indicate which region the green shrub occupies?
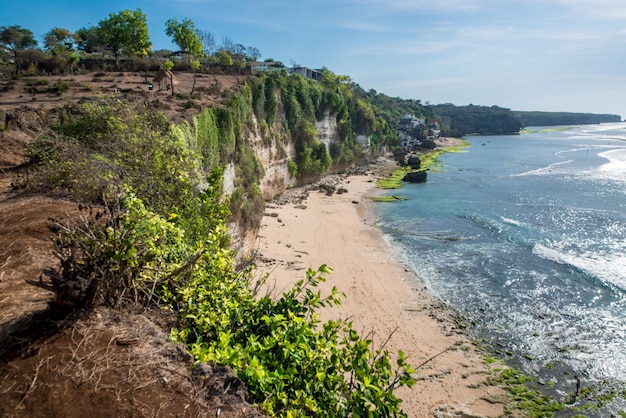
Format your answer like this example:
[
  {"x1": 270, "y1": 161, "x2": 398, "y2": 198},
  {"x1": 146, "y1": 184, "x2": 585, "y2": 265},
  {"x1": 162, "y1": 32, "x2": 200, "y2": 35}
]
[
  {"x1": 51, "y1": 80, "x2": 71, "y2": 96},
  {"x1": 171, "y1": 264, "x2": 416, "y2": 417},
  {"x1": 287, "y1": 160, "x2": 298, "y2": 178}
]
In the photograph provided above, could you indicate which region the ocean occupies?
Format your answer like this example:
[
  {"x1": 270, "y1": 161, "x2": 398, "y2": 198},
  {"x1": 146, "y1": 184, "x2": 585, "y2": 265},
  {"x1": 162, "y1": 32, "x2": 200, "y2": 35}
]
[{"x1": 376, "y1": 123, "x2": 626, "y2": 405}]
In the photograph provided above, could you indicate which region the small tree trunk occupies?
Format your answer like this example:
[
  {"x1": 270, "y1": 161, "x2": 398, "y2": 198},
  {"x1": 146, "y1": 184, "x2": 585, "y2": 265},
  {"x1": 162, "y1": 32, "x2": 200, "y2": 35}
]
[{"x1": 191, "y1": 67, "x2": 197, "y2": 95}]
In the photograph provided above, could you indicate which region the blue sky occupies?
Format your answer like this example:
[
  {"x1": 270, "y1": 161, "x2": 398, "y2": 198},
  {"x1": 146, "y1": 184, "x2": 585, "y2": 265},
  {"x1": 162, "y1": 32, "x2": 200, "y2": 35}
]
[{"x1": 4, "y1": 0, "x2": 626, "y2": 118}]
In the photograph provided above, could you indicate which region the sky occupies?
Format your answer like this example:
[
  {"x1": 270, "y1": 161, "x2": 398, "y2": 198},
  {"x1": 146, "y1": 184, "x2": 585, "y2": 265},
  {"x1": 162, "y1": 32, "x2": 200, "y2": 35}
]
[{"x1": 3, "y1": 0, "x2": 626, "y2": 118}]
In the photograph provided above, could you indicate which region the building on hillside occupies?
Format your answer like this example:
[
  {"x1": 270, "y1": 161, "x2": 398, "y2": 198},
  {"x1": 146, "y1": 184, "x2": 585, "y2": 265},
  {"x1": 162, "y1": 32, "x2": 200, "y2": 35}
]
[
  {"x1": 288, "y1": 66, "x2": 323, "y2": 81},
  {"x1": 396, "y1": 114, "x2": 426, "y2": 149},
  {"x1": 398, "y1": 114, "x2": 425, "y2": 129},
  {"x1": 247, "y1": 61, "x2": 285, "y2": 74},
  {"x1": 427, "y1": 119, "x2": 441, "y2": 139}
]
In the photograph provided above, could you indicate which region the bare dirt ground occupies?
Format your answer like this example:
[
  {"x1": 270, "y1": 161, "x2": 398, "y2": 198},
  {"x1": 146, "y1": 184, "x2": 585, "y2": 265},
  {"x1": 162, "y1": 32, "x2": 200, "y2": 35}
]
[{"x1": 0, "y1": 72, "x2": 263, "y2": 417}]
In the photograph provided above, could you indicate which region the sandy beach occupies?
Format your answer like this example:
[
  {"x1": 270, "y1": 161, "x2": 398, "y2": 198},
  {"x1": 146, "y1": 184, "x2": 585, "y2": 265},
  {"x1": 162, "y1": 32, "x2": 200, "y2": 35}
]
[{"x1": 255, "y1": 149, "x2": 507, "y2": 417}]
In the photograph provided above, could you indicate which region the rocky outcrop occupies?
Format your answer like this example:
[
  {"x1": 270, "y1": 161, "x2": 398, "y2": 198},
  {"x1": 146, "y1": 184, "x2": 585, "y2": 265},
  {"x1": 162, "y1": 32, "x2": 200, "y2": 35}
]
[
  {"x1": 403, "y1": 171, "x2": 427, "y2": 183},
  {"x1": 393, "y1": 150, "x2": 422, "y2": 169},
  {"x1": 407, "y1": 155, "x2": 421, "y2": 169}
]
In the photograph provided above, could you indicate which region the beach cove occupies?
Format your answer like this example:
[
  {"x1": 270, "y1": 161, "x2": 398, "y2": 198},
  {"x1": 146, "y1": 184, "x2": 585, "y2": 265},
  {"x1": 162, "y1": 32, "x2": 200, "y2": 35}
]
[{"x1": 256, "y1": 142, "x2": 507, "y2": 417}]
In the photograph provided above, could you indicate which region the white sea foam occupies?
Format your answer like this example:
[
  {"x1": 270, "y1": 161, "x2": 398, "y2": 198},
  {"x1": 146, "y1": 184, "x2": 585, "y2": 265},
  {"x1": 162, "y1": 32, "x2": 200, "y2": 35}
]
[
  {"x1": 512, "y1": 159, "x2": 574, "y2": 177},
  {"x1": 500, "y1": 216, "x2": 524, "y2": 227},
  {"x1": 595, "y1": 149, "x2": 626, "y2": 180},
  {"x1": 532, "y1": 243, "x2": 626, "y2": 291}
]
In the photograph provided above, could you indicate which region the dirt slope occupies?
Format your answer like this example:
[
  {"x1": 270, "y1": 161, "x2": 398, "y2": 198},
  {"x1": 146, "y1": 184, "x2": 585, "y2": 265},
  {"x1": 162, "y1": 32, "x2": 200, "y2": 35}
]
[{"x1": 0, "y1": 72, "x2": 263, "y2": 418}]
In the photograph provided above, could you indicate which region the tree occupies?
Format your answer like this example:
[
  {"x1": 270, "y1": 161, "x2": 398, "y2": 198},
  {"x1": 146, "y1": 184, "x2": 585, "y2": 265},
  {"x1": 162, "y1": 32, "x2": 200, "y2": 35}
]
[
  {"x1": 165, "y1": 18, "x2": 202, "y2": 63},
  {"x1": 0, "y1": 25, "x2": 37, "y2": 75},
  {"x1": 165, "y1": 18, "x2": 203, "y2": 94},
  {"x1": 75, "y1": 26, "x2": 105, "y2": 54},
  {"x1": 44, "y1": 27, "x2": 80, "y2": 74},
  {"x1": 44, "y1": 28, "x2": 78, "y2": 55},
  {"x1": 214, "y1": 50, "x2": 233, "y2": 71},
  {"x1": 161, "y1": 59, "x2": 175, "y2": 94},
  {"x1": 196, "y1": 29, "x2": 216, "y2": 57},
  {"x1": 98, "y1": 9, "x2": 151, "y2": 69},
  {"x1": 246, "y1": 46, "x2": 261, "y2": 61},
  {"x1": 221, "y1": 36, "x2": 236, "y2": 53}
]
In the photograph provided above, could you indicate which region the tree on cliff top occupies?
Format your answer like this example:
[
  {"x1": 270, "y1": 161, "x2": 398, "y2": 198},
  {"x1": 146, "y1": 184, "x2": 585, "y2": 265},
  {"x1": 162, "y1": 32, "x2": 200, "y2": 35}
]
[
  {"x1": 43, "y1": 27, "x2": 81, "y2": 74},
  {"x1": 0, "y1": 25, "x2": 37, "y2": 75},
  {"x1": 98, "y1": 9, "x2": 151, "y2": 69},
  {"x1": 165, "y1": 18, "x2": 203, "y2": 94}
]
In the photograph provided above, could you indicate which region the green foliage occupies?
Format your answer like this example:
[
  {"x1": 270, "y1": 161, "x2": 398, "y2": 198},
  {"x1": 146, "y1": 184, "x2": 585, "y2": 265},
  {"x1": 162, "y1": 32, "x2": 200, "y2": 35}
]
[
  {"x1": 263, "y1": 76, "x2": 279, "y2": 125},
  {"x1": 213, "y1": 108, "x2": 236, "y2": 162},
  {"x1": 98, "y1": 9, "x2": 152, "y2": 66},
  {"x1": 75, "y1": 26, "x2": 104, "y2": 54},
  {"x1": 287, "y1": 160, "x2": 298, "y2": 178},
  {"x1": 249, "y1": 77, "x2": 266, "y2": 123},
  {"x1": 490, "y1": 368, "x2": 565, "y2": 417},
  {"x1": 431, "y1": 104, "x2": 521, "y2": 136},
  {"x1": 24, "y1": 99, "x2": 229, "y2": 243},
  {"x1": 0, "y1": 25, "x2": 38, "y2": 74},
  {"x1": 292, "y1": 120, "x2": 332, "y2": 180},
  {"x1": 162, "y1": 59, "x2": 174, "y2": 71},
  {"x1": 190, "y1": 109, "x2": 220, "y2": 169},
  {"x1": 48, "y1": 192, "x2": 192, "y2": 308},
  {"x1": 241, "y1": 183, "x2": 265, "y2": 228},
  {"x1": 0, "y1": 25, "x2": 37, "y2": 52},
  {"x1": 236, "y1": 145, "x2": 264, "y2": 189},
  {"x1": 170, "y1": 265, "x2": 416, "y2": 417},
  {"x1": 516, "y1": 110, "x2": 621, "y2": 127},
  {"x1": 165, "y1": 18, "x2": 203, "y2": 61},
  {"x1": 43, "y1": 27, "x2": 79, "y2": 57},
  {"x1": 51, "y1": 80, "x2": 71, "y2": 96}
]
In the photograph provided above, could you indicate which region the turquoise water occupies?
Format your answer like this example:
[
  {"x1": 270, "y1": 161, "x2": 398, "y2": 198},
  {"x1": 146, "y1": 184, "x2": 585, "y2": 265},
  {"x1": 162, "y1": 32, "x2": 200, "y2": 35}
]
[{"x1": 377, "y1": 123, "x2": 626, "y2": 387}]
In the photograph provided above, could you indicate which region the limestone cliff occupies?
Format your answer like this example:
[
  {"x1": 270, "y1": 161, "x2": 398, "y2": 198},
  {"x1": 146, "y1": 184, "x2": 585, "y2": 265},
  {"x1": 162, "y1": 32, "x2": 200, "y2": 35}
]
[{"x1": 229, "y1": 109, "x2": 367, "y2": 263}]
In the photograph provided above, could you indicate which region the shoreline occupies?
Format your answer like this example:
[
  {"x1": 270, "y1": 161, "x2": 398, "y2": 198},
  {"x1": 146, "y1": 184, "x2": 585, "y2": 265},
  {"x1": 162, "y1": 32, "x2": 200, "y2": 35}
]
[{"x1": 256, "y1": 142, "x2": 507, "y2": 417}]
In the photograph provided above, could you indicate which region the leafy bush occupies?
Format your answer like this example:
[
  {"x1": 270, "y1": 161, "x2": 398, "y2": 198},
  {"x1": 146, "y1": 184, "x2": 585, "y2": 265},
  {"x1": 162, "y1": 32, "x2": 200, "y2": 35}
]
[
  {"x1": 48, "y1": 185, "x2": 416, "y2": 416},
  {"x1": 287, "y1": 160, "x2": 298, "y2": 178},
  {"x1": 44, "y1": 192, "x2": 191, "y2": 309},
  {"x1": 51, "y1": 80, "x2": 71, "y2": 96},
  {"x1": 23, "y1": 99, "x2": 227, "y2": 243},
  {"x1": 170, "y1": 264, "x2": 416, "y2": 417}
]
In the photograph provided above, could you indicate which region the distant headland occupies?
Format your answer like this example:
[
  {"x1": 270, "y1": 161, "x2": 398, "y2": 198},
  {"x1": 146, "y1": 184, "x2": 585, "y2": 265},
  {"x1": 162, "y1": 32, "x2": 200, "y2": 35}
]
[{"x1": 514, "y1": 110, "x2": 622, "y2": 127}]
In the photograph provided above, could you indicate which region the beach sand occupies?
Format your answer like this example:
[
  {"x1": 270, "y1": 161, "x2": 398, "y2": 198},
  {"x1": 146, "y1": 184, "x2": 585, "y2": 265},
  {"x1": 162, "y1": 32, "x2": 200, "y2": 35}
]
[{"x1": 255, "y1": 147, "x2": 507, "y2": 417}]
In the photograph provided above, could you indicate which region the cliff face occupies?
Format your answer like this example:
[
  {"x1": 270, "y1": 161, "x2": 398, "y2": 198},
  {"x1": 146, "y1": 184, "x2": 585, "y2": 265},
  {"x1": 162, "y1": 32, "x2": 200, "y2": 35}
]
[
  {"x1": 315, "y1": 110, "x2": 340, "y2": 151},
  {"x1": 229, "y1": 110, "x2": 352, "y2": 263},
  {"x1": 221, "y1": 113, "x2": 299, "y2": 202},
  {"x1": 0, "y1": 74, "x2": 374, "y2": 261}
]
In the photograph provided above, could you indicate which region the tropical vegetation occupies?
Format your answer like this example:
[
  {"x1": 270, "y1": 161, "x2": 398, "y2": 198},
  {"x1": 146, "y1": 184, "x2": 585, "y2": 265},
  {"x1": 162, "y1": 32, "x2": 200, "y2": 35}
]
[{"x1": 4, "y1": 8, "x2": 624, "y2": 417}]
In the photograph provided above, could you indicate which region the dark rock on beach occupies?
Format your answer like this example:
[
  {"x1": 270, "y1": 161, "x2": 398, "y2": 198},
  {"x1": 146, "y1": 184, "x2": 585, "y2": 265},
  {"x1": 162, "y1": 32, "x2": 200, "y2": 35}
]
[{"x1": 403, "y1": 171, "x2": 428, "y2": 183}]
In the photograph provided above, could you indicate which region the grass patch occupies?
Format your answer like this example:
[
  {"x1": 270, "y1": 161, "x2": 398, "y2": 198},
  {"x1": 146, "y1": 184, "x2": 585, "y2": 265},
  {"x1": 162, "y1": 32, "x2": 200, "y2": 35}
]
[
  {"x1": 376, "y1": 140, "x2": 470, "y2": 190},
  {"x1": 490, "y1": 368, "x2": 565, "y2": 417},
  {"x1": 377, "y1": 167, "x2": 411, "y2": 189},
  {"x1": 370, "y1": 195, "x2": 407, "y2": 202}
]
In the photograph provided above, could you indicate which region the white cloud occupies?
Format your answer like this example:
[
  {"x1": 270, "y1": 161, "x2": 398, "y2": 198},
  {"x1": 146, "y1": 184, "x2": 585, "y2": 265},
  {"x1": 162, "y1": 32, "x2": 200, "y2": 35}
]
[{"x1": 558, "y1": 0, "x2": 626, "y2": 19}]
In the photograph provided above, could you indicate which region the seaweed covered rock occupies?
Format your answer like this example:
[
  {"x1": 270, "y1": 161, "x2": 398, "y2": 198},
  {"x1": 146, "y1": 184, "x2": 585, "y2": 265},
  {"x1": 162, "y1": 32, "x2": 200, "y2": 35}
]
[{"x1": 403, "y1": 171, "x2": 427, "y2": 183}]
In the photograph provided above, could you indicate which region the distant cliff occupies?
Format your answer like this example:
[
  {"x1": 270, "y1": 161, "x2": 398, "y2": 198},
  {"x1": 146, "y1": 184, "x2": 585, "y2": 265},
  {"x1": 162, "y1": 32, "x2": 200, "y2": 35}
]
[
  {"x1": 515, "y1": 111, "x2": 622, "y2": 127},
  {"x1": 432, "y1": 104, "x2": 522, "y2": 136}
]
